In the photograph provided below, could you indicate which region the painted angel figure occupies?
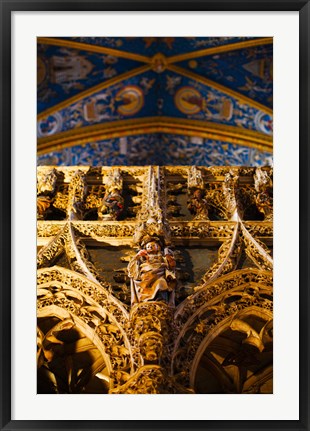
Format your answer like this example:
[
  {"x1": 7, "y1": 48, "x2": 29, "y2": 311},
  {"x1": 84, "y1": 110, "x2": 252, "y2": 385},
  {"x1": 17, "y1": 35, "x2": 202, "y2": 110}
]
[{"x1": 127, "y1": 237, "x2": 177, "y2": 306}]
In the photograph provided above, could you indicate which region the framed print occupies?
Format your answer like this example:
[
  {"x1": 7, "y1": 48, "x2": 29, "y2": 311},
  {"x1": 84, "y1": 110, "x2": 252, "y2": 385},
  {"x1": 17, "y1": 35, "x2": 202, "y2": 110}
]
[{"x1": 2, "y1": 1, "x2": 309, "y2": 430}]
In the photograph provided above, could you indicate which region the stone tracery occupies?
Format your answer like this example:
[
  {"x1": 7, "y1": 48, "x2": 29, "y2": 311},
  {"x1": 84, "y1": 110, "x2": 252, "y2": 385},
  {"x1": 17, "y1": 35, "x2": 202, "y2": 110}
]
[{"x1": 37, "y1": 165, "x2": 273, "y2": 394}]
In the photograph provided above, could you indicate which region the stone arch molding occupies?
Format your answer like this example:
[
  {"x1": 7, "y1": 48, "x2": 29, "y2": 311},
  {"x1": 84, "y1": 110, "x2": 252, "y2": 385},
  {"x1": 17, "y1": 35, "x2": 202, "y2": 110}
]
[
  {"x1": 37, "y1": 266, "x2": 136, "y2": 391},
  {"x1": 172, "y1": 268, "x2": 273, "y2": 391}
]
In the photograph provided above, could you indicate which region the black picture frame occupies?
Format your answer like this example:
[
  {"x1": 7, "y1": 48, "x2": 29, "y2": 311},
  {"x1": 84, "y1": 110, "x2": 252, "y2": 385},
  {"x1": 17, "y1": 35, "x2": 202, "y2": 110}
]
[{"x1": 1, "y1": 1, "x2": 309, "y2": 430}]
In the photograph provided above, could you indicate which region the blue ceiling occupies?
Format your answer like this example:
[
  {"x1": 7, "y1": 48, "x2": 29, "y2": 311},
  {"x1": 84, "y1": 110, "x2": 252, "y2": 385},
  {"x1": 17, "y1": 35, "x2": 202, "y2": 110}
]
[
  {"x1": 38, "y1": 70, "x2": 272, "y2": 136},
  {"x1": 176, "y1": 44, "x2": 273, "y2": 109},
  {"x1": 38, "y1": 43, "x2": 144, "y2": 113},
  {"x1": 37, "y1": 37, "x2": 273, "y2": 166}
]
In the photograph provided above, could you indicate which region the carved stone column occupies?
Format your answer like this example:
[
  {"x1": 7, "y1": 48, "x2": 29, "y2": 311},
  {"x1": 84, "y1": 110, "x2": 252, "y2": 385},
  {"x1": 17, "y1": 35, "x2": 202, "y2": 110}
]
[
  {"x1": 67, "y1": 170, "x2": 87, "y2": 220},
  {"x1": 111, "y1": 302, "x2": 192, "y2": 394}
]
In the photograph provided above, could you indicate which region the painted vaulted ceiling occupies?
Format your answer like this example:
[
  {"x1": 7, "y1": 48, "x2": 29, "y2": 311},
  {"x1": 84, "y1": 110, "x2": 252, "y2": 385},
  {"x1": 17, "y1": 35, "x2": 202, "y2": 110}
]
[{"x1": 37, "y1": 37, "x2": 273, "y2": 167}]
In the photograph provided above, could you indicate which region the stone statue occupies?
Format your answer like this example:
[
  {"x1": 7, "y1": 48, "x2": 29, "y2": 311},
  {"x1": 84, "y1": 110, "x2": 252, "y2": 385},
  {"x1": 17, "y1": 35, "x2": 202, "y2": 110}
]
[
  {"x1": 127, "y1": 236, "x2": 177, "y2": 305},
  {"x1": 187, "y1": 188, "x2": 209, "y2": 220},
  {"x1": 98, "y1": 187, "x2": 124, "y2": 221}
]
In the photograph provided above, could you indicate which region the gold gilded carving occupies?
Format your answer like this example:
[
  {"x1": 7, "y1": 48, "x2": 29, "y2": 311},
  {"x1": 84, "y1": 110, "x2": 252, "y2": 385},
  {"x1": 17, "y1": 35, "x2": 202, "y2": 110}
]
[
  {"x1": 110, "y1": 365, "x2": 165, "y2": 394},
  {"x1": 133, "y1": 166, "x2": 172, "y2": 248},
  {"x1": 172, "y1": 274, "x2": 272, "y2": 387},
  {"x1": 37, "y1": 267, "x2": 129, "y2": 325},
  {"x1": 37, "y1": 224, "x2": 69, "y2": 268},
  {"x1": 187, "y1": 167, "x2": 209, "y2": 220},
  {"x1": 130, "y1": 302, "x2": 175, "y2": 367},
  {"x1": 175, "y1": 269, "x2": 272, "y2": 327},
  {"x1": 187, "y1": 166, "x2": 205, "y2": 190},
  {"x1": 37, "y1": 168, "x2": 58, "y2": 195},
  {"x1": 170, "y1": 221, "x2": 210, "y2": 239},
  {"x1": 53, "y1": 186, "x2": 69, "y2": 212},
  {"x1": 67, "y1": 170, "x2": 87, "y2": 220},
  {"x1": 110, "y1": 364, "x2": 193, "y2": 394},
  {"x1": 204, "y1": 183, "x2": 228, "y2": 220},
  {"x1": 139, "y1": 332, "x2": 163, "y2": 362},
  {"x1": 244, "y1": 222, "x2": 273, "y2": 238},
  {"x1": 37, "y1": 270, "x2": 132, "y2": 385},
  {"x1": 128, "y1": 238, "x2": 177, "y2": 305},
  {"x1": 73, "y1": 221, "x2": 137, "y2": 239},
  {"x1": 98, "y1": 168, "x2": 124, "y2": 221}
]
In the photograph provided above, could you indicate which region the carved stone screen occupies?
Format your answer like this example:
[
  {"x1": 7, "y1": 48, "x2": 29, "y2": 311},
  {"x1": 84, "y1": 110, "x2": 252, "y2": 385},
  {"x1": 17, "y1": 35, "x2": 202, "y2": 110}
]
[{"x1": 37, "y1": 37, "x2": 273, "y2": 394}]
